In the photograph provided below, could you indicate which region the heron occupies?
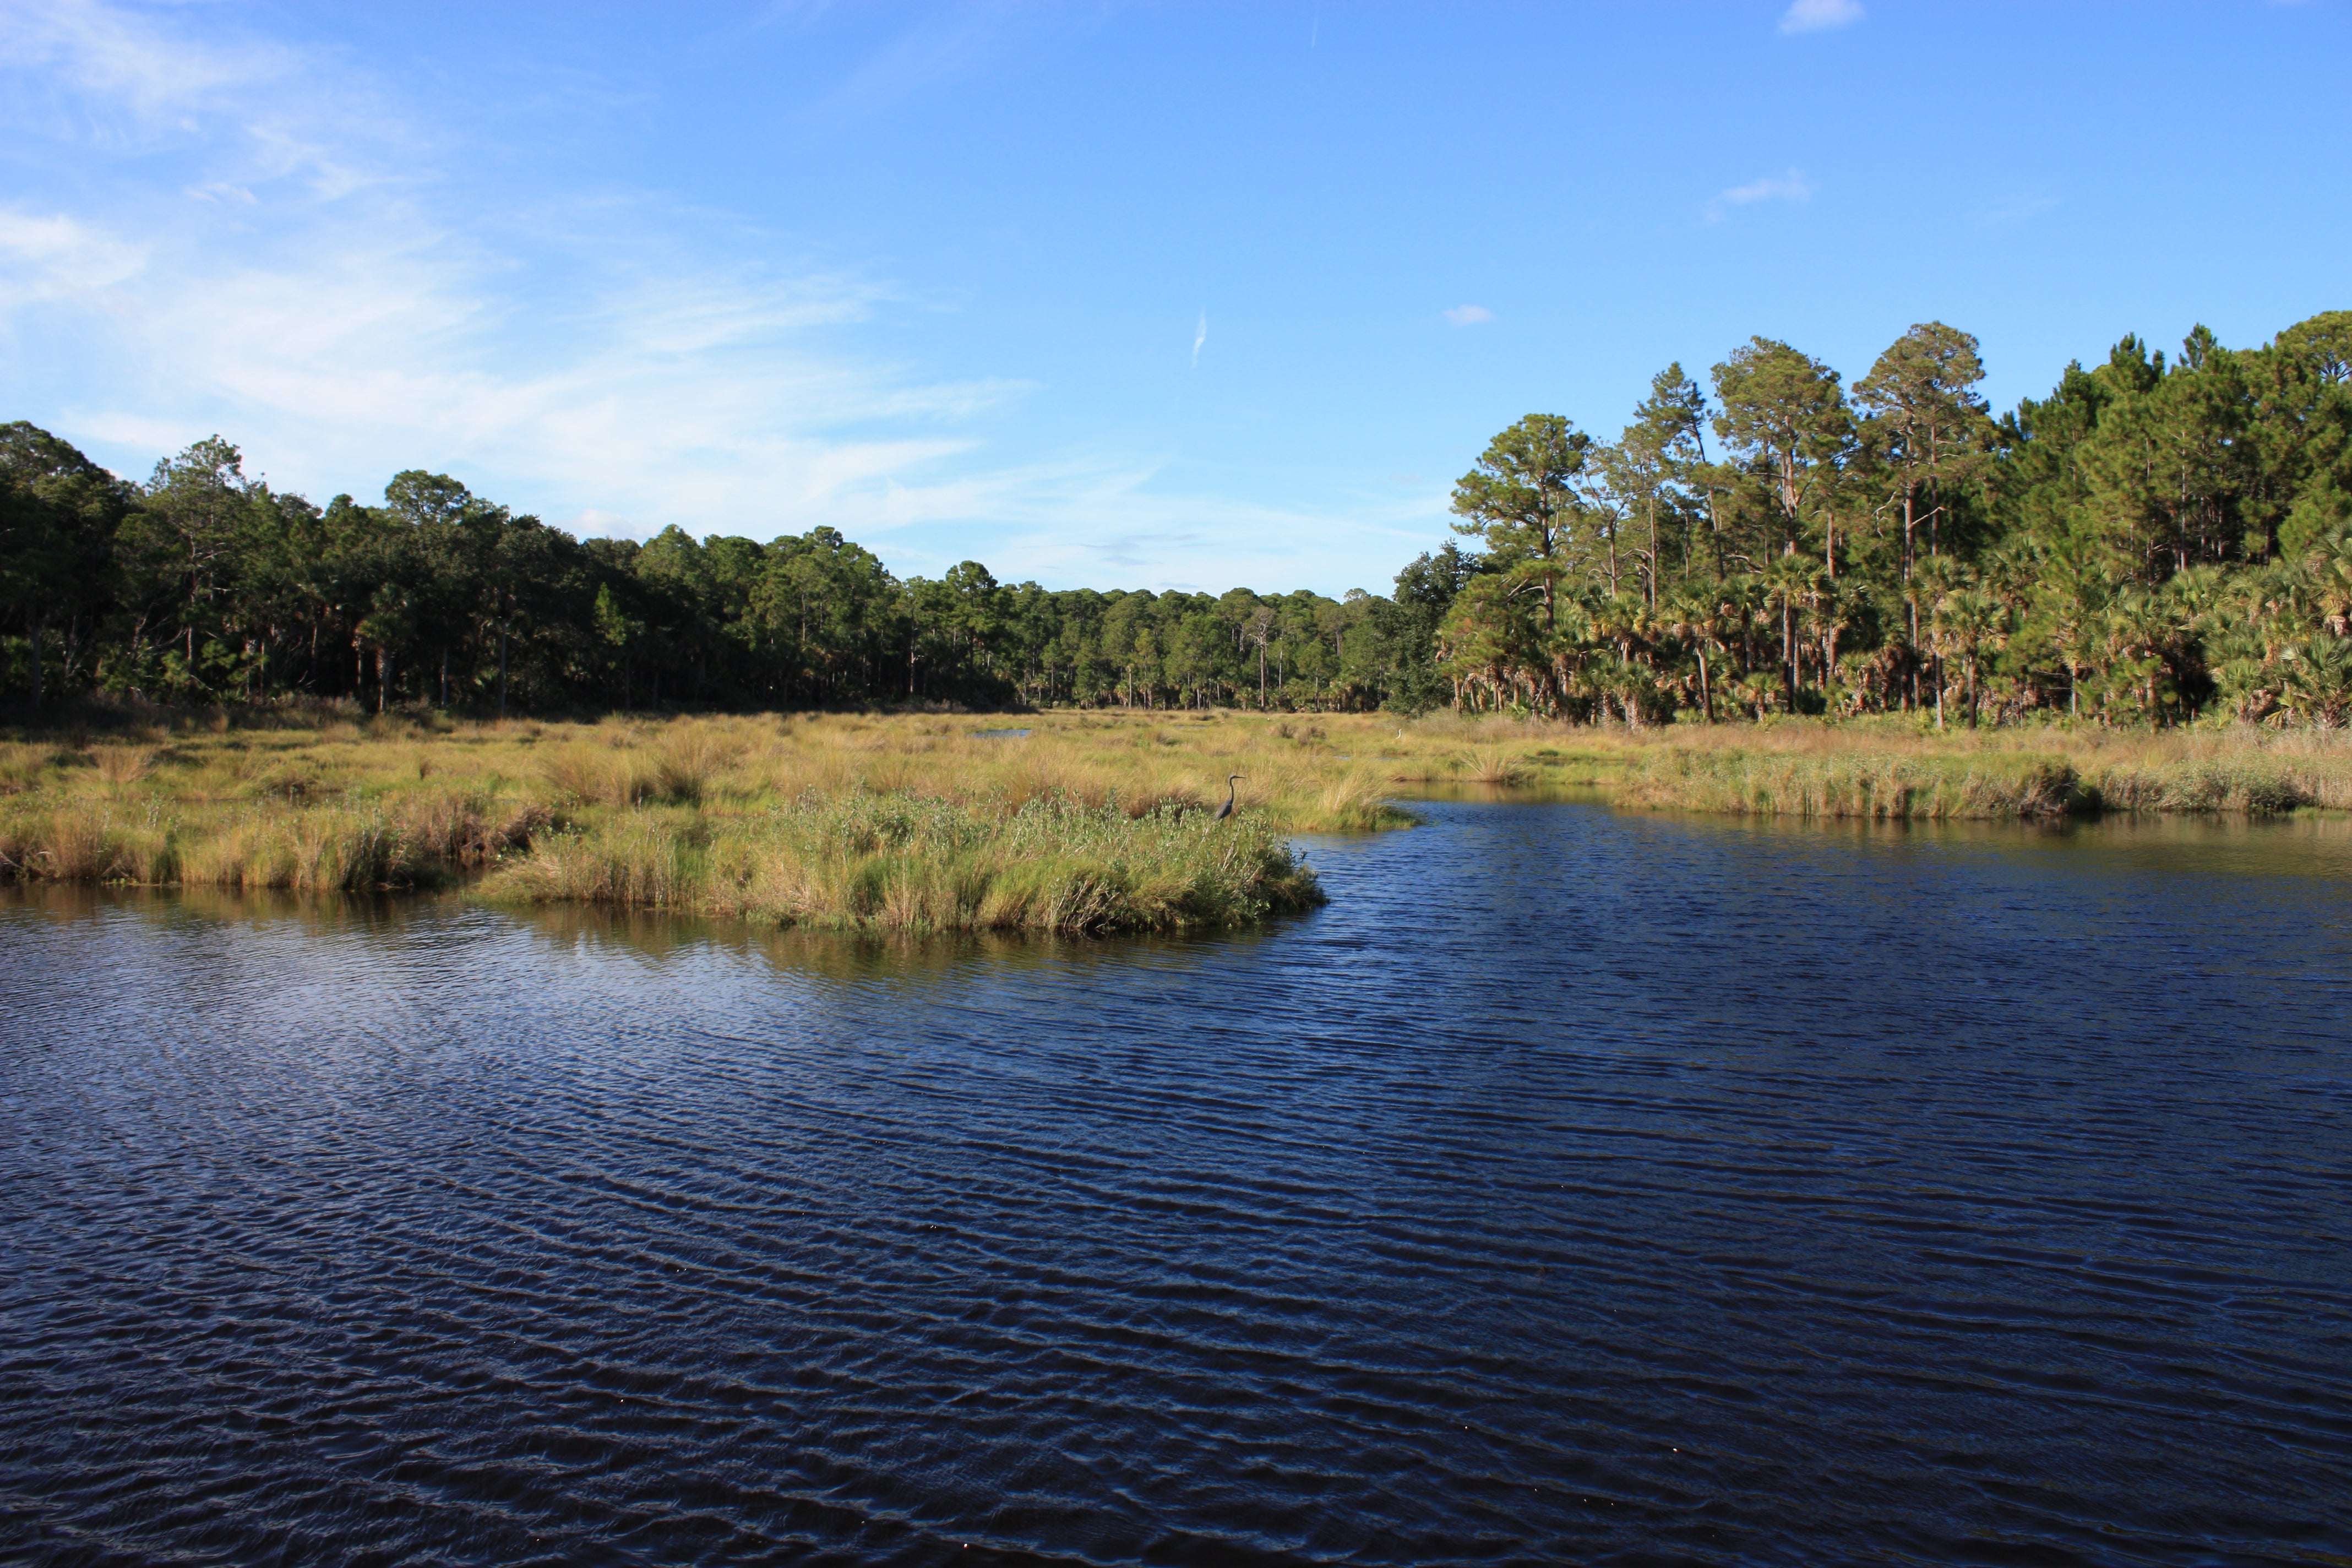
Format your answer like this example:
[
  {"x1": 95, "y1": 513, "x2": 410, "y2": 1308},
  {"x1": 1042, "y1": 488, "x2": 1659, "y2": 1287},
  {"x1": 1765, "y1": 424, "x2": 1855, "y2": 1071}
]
[{"x1": 1213, "y1": 774, "x2": 1245, "y2": 821}]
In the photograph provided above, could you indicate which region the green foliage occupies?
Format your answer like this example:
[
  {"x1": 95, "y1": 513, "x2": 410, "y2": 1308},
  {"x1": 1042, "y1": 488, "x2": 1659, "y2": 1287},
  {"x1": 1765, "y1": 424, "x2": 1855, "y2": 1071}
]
[
  {"x1": 0, "y1": 421, "x2": 132, "y2": 711},
  {"x1": 1, "y1": 436, "x2": 1444, "y2": 716},
  {"x1": 1434, "y1": 309, "x2": 2352, "y2": 728},
  {"x1": 11, "y1": 305, "x2": 2352, "y2": 733}
]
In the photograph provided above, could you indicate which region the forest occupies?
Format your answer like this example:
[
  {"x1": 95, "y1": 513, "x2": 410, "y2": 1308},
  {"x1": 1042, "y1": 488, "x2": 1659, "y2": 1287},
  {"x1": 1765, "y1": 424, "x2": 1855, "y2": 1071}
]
[
  {"x1": 0, "y1": 429, "x2": 1453, "y2": 717},
  {"x1": 3, "y1": 307, "x2": 2349, "y2": 728}
]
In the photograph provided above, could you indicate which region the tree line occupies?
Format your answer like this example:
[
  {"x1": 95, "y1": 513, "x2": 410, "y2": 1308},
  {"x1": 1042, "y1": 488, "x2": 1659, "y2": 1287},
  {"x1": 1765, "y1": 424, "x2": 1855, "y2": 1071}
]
[
  {"x1": 0, "y1": 431, "x2": 1453, "y2": 716},
  {"x1": 4, "y1": 306, "x2": 2348, "y2": 726},
  {"x1": 1436, "y1": 311, "x2": 2352, "y2": 727}
]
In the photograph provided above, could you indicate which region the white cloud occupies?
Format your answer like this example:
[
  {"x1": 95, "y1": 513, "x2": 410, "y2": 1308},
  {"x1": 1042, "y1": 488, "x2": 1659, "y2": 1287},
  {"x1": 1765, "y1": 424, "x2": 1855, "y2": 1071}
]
[
  {"x1": 1192, "y1": 309, "x2": 1207, "y2": 366},
  {"x1": 0, "y1": 1, "x2": 1430, "y2": 592},
  {"x1": 1779, "y1": 0, "x2": 1864, "y2": 34},
  {"x1": 878, "y1": 462, "x2": 1446, "y2": 594},
  {"x1": 0, "y1": 0, "x2": 412, "y2": 194},
  {"x1": 1720, "y1": 170, "x2": 1815, "y2": 206},
  {"x1": 0, "y1": 210, "x2": 146, "y2": 306},
  {"x1": 46, "y1": 206, "x2": 1031, "y2": 539},
  {"x1": 1981, "y1": 194, "x2": 2060, "y2": 227},
  {"x1": 800, "y1": 6, "x2": 1033, "y2": 128},
  {"x1": 1441, "y1": 304, "x2": 1493, "y2": 327},
  {"x1": 1706, "y1": 168, "x2": 1816, "y2": 221}
]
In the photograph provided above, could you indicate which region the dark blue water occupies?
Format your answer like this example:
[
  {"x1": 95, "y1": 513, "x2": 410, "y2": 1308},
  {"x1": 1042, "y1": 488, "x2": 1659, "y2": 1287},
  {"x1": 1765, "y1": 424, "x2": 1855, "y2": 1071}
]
[{"x1": 3, "y1": 802, "x2": 2349, "y2": 1567}]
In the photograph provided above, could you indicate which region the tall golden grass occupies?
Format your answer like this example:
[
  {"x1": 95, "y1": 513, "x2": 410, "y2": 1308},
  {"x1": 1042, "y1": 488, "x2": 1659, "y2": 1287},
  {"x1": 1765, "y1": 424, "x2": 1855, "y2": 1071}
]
[
  {"x1": 0, "y1": 709, "x2": 1369, "y2": 928},
  {"x1": 4, "y1": 709, "x2": 2347, "y2": 923},
  {"x1": 493, "y1": 794, "x2": 1320, "y2": 934},
  {"x1": 1586, "y1": 719, "x2": 2352, "y2": 819}
]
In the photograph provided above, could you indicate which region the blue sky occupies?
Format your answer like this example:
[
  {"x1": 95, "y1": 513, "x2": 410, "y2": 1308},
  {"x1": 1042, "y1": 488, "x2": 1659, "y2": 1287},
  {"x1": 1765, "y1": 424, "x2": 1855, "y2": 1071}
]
[{"x1": 3, "y1": 2, "x2": 2347, "y2": 595}]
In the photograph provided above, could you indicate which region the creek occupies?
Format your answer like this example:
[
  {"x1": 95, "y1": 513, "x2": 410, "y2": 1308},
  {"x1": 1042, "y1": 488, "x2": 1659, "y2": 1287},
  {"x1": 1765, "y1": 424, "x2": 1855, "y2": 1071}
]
[{"x1": 3, "y1": 801, "x2": 2348, "y2": 1565}]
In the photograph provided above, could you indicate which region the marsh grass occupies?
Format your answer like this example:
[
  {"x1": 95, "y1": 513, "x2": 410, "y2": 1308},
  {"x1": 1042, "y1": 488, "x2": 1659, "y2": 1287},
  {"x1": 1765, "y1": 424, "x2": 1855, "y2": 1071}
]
[
  {"x1": 4, "y1": 707, "x2": 2344, "y2": 920},
  {"x1": 1457, "y1": 745, "x2": 1532, "y2": 787},
  {"x1": 0, "y1": 709, "x2": 1371, "y2": 928},
  {"x1": 1587, "y1": 720, "x2": 2352, "y2": 819},
  {"x1": 93, "y1": 744, "x2": 157, "y2": 785},
  {"x1": 493, "y1": 793, "x2": 1320, "y2": 934}
]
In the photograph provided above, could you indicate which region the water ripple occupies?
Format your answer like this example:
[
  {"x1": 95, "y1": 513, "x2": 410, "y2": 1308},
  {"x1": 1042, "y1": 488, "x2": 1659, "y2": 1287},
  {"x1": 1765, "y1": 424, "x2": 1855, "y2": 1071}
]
[{"x1": 3, "y1": 805, "x2": 2350, "y2": 1565}]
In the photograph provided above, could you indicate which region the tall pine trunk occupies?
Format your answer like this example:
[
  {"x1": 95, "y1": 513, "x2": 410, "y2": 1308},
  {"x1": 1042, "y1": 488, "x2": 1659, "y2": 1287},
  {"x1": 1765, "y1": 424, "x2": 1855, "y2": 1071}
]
[
  {"x1": 1646, "y1": 499, "x2": 1658, "y2": 609},
  {"x1": 1903, "y1": 487, "x2": 1918, "y2": 710}
]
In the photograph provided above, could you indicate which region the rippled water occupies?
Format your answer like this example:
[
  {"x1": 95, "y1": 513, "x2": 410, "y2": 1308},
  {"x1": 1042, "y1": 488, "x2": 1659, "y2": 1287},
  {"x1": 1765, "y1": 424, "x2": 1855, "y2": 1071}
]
[{"x1": 4, "y1": 803, "x2": 2350, "y2": 1567}]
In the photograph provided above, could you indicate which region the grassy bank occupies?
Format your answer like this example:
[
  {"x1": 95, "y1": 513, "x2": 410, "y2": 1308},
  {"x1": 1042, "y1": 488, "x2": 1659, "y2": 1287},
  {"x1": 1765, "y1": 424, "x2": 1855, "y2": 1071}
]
[
  {"x1": 1476, "y1": 717, "x2": 2352, "y2": 819},
  {"x1": 0, "y1": 709, "x2": 1382, "y2": 931},
  {"x1": 3, "y1": 706, "x2": 2346, "y2": 925}
]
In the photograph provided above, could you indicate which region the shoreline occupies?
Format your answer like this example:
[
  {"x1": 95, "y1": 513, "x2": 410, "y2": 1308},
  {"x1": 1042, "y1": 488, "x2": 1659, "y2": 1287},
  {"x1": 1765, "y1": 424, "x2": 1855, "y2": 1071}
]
[{"x1": 5, "y1": 709, "x2": 2349, "y2": 927}]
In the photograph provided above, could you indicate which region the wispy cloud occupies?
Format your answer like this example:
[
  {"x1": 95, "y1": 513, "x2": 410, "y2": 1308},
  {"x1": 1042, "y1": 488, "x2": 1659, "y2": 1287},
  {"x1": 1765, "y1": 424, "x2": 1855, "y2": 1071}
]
[
  {"x1": 1706, "y1": 168, "x2": 1815, "y2": 221},
  {"x1": 1441, "y1": 304, "x2": 1493, "y2": 327},
  {"x1": 1981, "y1": 193, "x2": 2061, "y2": 227},
  {"x1": 0, "y1": 0, "x2": 1006, "y2": 538},
  {"x1": 1192, "y1": 309, "x2": 1207, "y2": 366},
  {"x1": 878, "y1": 468, "x2": 1448, "y2": 594},
  {"x1": 0, "y1": 210, "x2": 145, "y2": 307},
  {"x1": 1779, "y1": 0, "x2": 1864, "y2": 34},
  {"x1": 0, "y1": 1, "x2": 1426, "y2": 591},
  {"x1": 0, "y1": 0, "x2": 411, "y2": 197},
  {"x1": 801, "y1": 5, "x2": 1022, "y2": 127}
]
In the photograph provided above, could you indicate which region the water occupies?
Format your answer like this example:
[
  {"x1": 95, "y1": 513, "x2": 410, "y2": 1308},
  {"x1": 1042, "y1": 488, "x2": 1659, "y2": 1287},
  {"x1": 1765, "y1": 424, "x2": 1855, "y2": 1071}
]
[{"x1": 3, "y1": 802, "x2": 2349, "y2": 1567}]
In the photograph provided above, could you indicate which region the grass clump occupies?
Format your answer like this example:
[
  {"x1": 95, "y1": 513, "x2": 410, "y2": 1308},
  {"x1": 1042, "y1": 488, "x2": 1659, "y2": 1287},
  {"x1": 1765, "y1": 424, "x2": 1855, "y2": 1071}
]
[
  {"x1": 490, "y1": 792, "x2": 1321, "y2": 934},
  {"x1": 0, "y1": 792, "x2": 545, "y2": 892}
]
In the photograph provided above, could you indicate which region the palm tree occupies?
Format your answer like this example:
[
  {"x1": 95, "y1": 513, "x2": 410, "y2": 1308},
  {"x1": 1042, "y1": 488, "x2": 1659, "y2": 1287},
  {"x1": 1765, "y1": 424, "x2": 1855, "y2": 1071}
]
[
  {"x1": 2097, "y1": 585, "x2": 2178, "y2": 724},
  {"x1": 2032, "y1": 539, "x2": 2110, "y2": 718},
  {"x1": 1804, "y1": 572, "x2": 1853, "y2": 713},
  {"x1": 1761, "y1": 552, "x2": 1821, "y2": 704},
  {"x1": 2306, "y1": 528, "x2": 2352, "y2": 636},
  {"x1": 2280, "y1": 635, "x2": 2352, "y2": 727},
  {"x1": 1728, "y1": 671, "x2": 1782, "y2": 722},
  {"x1": 1931, "y1": 586, "x2": 2008, "y2": 728},
  {"x1": 1584, "y1": 588, "x2": 1656, "y2": 725},
  {"x1": 1663, "y1": 584, "x2": 1729, "y2": 722}
]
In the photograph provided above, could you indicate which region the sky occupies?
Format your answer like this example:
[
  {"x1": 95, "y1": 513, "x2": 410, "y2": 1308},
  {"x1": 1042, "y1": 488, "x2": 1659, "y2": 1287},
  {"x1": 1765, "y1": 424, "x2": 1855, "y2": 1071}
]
[{"x1": 2, "y1": 1, "x2": 2348, "y2": 597}]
